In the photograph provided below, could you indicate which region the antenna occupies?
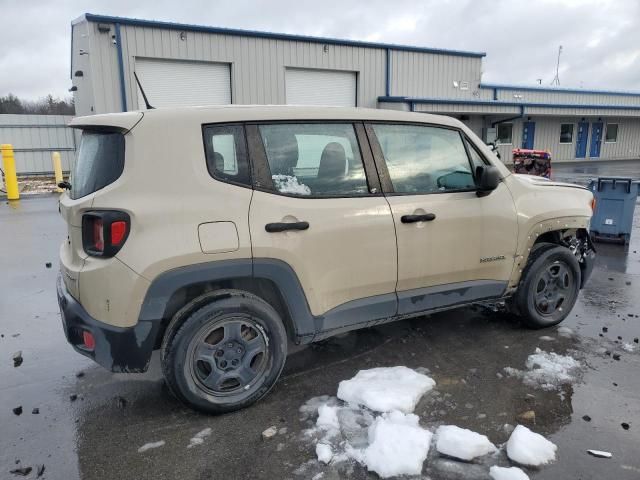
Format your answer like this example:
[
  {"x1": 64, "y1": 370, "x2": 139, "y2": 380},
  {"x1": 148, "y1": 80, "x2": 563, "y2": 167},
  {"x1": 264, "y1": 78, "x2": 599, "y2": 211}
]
[
  {"x1": 133, "y1": 71, "x2": 155, "y2": 109},
  {"x1": 550, "y1": 45, "x2": 562, "y2": 86}
]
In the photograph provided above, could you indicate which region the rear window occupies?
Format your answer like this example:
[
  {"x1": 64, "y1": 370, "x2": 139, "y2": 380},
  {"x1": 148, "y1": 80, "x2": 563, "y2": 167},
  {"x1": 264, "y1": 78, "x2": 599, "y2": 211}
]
[{"x1": 70, "y1": 131, "x2": 125, "y2": 199}]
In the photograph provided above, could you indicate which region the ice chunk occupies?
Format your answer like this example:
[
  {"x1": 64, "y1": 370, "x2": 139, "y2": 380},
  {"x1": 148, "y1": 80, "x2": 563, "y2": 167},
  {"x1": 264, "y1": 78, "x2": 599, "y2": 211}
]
[
  {"x1": 489, "y1": 465, "x2": 530, "y2": 480},
  {"x1": 187, "y1": 428, "x2": 212, "y2": 448},
  {"x1": 557, "y1": 326, "x2": 573, "y2": 337},
  {"x1": 506, "y1": 425, "x2": 557, "y2": 466},
  {"x1": 435, "y1": 425, "x2": 497, "y2": 461},
  {"x1": 621, "y1": 343, "x2": 635, "y2": 352},
  {"x1": 316, "y1": 443, "x2": 333, "y2": 463},
  {"x1": 337, "y1": 366, "x2": 436, "y2": 413},
  {"x1": 272, "y1": 175, "x2": 311, "y2": 195},
  {"x1": 504, "y1": 348, "x2": 580, "y2": 390},
  {"x1": 138, "y1": 440, "x2": 165, "y2": 453},
  {"x1": 359, "y1": 410, "x2": 432, "y2": 478}
]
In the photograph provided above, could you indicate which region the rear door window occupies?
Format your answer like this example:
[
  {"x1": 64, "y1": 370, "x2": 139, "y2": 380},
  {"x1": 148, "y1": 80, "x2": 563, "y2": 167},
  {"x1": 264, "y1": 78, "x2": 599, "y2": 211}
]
[
  {"x1": 203, "y1": 125, "x2": 251, "y2": 186},
  {"x1": 258, "y1": 123, "x2": 368, "y2": 197},
  {"x1": 70, "y1": 131, "x2": 125, "y2": 199}
]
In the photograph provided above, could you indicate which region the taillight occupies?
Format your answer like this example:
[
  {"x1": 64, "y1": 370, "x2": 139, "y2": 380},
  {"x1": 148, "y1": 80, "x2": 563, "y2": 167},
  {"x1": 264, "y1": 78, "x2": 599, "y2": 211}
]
[
  {"x1": 82, "y1": 211, "x2": 130, "y2": 257},
  {"x1": 591, "y1": 197, "x2": 597, "y2": 212}
]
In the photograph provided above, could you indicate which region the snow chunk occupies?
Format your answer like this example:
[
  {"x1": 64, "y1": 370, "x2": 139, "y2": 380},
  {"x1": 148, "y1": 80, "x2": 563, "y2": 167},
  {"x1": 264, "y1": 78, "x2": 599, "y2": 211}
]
[
  {"x1": 587, "y1": 449, "x2": 612, "y2": 458},
  {"x1": 187, "y1": 427, "x2": 212, "y2": 448},
  {"x1": 138, "y1": 440, "x2": 165, "y2": 453},
  {"x1": 621, "y1": 343, "x2": 635, "y2": 352},
  {"x1": 557, "y1": 326, "x2": 573, "y2": 337},
  {"x1": 490, "y1": 465, "x2": 530, "y2": 480},
  {"x1": 272, "y1": 175, "x2": 311, "y2": 195},
  {"x1": 316, "y1": 404, "x2": 340, "y2": 432},
  {"x1": 506, "y1": 425, "x2": 557, "y2": 466},
  {"x1": 316, "y1": 443, "x2": 333, "y2": 463},
  {"x1": 337, "y1": 366, "x2": 435, "y2": 413},
  {"x1": 435, "y1": 425, "x2": 497, "y2": 461},
  {"x1": 504, "y1": 348, "x2": 580, "y2": 390},
  {"x1": 360, "y1": 410, "x2": 432, "y2": 478}
]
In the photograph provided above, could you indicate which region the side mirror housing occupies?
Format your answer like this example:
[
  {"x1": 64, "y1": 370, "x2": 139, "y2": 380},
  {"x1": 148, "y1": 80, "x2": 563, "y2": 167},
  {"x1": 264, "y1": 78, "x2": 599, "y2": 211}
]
[{"x1": 475, "y1": 165, "x2": 501, "y2": 197}]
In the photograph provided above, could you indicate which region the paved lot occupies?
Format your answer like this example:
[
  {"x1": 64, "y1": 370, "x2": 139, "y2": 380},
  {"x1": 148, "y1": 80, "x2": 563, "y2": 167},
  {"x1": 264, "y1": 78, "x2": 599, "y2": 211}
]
[{"x1": 1, "y1": 160, "x2": 639, "y2": 479}]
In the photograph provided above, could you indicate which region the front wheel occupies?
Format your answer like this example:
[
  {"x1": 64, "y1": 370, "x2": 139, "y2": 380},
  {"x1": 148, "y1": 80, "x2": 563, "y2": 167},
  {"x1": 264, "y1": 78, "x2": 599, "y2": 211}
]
[
  {"x1": 514, "y1": 244, "x2": 581, "y2": 329},
  {"x1": 161, "y1": 291, "x2": 287, "y2": 414}
]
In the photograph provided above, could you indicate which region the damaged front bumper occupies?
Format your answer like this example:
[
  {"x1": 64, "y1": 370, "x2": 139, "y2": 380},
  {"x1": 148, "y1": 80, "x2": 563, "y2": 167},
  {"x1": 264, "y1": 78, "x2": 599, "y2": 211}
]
[{"x1": 56, "y1": 274, "x2": 160, "y2": 372}]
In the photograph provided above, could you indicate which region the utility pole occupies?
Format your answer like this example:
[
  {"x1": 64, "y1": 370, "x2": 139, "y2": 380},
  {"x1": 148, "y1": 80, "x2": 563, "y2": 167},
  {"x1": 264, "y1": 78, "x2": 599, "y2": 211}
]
[{"x1": 551, "y1": 45, "x2": 562, "y2": 86}]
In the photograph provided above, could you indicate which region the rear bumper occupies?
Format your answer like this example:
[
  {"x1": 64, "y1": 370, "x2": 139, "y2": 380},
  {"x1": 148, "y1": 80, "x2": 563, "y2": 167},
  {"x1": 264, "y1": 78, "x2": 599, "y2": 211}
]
[{"x1": 57, "y1": 274, "x2": 160, "y2": 373}]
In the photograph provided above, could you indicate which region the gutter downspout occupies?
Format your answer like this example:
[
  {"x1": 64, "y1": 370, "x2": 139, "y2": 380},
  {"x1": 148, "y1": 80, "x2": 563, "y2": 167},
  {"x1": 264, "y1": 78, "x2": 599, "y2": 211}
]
[
  {"x1": 491, "y1": 105, "x2": 525, "y2": 127},
  {"x1": 385, "y1": 48, "x2": 391, "y2": 97},
  {"x1": 114, "y1": 23, "x2": 127, "y2": 112}
]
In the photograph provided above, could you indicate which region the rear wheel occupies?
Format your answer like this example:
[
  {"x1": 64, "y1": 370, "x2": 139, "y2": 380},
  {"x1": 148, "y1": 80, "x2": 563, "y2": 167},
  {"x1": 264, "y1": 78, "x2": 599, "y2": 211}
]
[
  {"x1": 514, "y1": 243, "x2": 581, "y2": 329},
  {"x1": 161, "y1": 291, "x2": 287, "y2": 414}
]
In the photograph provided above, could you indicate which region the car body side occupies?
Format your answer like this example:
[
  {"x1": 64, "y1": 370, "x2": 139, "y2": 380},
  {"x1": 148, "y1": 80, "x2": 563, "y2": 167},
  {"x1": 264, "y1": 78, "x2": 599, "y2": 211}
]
[{"x1": 58, "y1": 106, "x2": 593, "y2": 372}]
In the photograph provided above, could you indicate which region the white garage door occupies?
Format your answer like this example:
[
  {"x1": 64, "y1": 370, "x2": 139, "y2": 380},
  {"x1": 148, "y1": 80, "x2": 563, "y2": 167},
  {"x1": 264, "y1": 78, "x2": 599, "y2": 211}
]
[
  {"x1": 135, "y1": 58, "x2": 231, "y2": 108},
  {"x1": 286, "y1": 69, "x2": 357, "y2": 107}
]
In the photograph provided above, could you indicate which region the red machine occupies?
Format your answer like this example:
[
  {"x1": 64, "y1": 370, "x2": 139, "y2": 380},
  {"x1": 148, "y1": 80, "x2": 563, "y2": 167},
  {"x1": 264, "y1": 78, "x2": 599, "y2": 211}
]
[{"x1": 512, "y1": 149, "x2": 551, "y2": 179}]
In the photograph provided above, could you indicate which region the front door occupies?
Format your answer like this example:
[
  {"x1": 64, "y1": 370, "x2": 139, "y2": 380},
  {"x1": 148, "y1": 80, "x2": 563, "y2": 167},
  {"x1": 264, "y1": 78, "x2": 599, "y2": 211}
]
[
  {"x1": 522, "y1": 121, "x2": 535, "y2": 149},
  {"x1": 576, "y1": 121, "x2": 589, "y2": 158},
  {"x1": 366, "y1": 123, "x2": 518, "y2": 315},
  {"x1": 247, "y1": 122, "x2": 398, "y2": 326},
  {"x1": 589, "y1": 122, "x2": 603, "y2": 158}
]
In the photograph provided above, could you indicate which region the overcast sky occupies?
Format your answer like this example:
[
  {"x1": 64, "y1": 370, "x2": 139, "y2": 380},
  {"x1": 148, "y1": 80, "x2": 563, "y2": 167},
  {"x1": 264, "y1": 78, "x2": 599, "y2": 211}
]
[{"x1": 1, "y1": 0, "x2": 638, "y2": 101}]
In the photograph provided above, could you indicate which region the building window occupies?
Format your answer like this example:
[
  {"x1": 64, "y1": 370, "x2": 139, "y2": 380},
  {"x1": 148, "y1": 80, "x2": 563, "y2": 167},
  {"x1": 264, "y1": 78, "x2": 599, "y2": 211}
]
[
  {"x1": 559, "y1": 124, "x2": 574, "y2": 144},
  {"x1": 497, "y1": 123, "x2": 513, "y2": 145},
  {"x1": 605, "y1": 123, "x2": 618, "y2": 143}
]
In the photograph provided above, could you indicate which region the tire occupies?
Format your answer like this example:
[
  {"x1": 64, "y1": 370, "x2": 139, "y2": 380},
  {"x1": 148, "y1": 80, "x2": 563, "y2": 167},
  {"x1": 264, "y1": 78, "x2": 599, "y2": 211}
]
[
  {"x1": 161, "y1": 290, "x2": 287, "y2": 414},
  {"x1": 514, "y1": 243, "x2": 581, "y2": 329}
]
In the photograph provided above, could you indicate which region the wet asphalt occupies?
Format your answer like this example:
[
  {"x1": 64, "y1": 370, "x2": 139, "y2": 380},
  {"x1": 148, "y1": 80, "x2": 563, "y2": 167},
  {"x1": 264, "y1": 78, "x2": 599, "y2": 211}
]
[{"x1": 1, "y1": 160, "x2": 639, "y2": 480}]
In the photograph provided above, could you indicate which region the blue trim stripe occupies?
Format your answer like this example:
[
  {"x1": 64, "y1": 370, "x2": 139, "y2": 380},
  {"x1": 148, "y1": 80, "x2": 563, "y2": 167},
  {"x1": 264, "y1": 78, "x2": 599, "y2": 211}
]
[
  {"x1": 83, "y1": 13, "x2": 486, "y2": 58},
  {"x1": 480, "y1": 83, "x2": 640, "y2": 98},
  {"x1": 114, "y1": 23, "x2": 127, "y2": 112},
  {"x1": 378, "y1": 96, "x2": 640, "y2": 111}
]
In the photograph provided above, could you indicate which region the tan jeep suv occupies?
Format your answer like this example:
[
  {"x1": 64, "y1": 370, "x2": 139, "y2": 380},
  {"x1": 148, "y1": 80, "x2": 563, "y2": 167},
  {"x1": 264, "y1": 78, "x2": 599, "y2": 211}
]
[{"x1": 57, "y1": 106, "x2": 595, "y2": 413}]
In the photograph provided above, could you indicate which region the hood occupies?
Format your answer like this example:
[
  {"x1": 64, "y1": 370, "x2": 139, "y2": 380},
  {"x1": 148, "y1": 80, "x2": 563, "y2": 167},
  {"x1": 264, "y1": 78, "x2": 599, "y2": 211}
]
[{"x1": 512, "y1": 173, "x2": 587, "y2": 190}]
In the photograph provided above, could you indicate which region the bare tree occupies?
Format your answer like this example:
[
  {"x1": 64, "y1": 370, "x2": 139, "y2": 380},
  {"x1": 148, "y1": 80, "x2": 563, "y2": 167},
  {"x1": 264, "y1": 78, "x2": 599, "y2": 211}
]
[{"x1": 0, "y1": 94, "x2": 75, "y2": 115}]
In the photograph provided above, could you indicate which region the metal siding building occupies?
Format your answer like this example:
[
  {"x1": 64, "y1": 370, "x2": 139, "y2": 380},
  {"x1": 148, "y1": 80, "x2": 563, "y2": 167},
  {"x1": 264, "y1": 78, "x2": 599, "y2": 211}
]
[
  {"x1": 0, "y1": 115, "x2": 77, "y2": 174},
  {"x1": 71, "y1": 13, "x2": 640, "y2": 164}
]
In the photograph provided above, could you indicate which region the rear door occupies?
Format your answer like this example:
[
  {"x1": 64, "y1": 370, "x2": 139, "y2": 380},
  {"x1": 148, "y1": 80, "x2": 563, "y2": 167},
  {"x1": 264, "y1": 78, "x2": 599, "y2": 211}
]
[
  {"x1": 247, "y1": 122, "x2": 397, "y2": 327},
  {"x1": 365, "y1": 123, "x2": 518, "y2": 315}
]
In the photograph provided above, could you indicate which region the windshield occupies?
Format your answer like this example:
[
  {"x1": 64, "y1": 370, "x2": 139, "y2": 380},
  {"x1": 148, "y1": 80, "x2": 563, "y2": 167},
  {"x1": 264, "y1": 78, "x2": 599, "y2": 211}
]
[{"x1": 70, "y1": 131, "x2": 125, "y2": 199}]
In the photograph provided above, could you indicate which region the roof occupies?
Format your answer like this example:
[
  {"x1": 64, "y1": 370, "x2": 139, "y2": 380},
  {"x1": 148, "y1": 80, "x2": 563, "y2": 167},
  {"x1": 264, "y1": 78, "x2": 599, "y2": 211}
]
[
  {"x1": 379, "y1": 96, "x2": 640, "y2": 111},
  {"x1": 480, "y1": 83, "x2": 640, "y2": 98},
  {"x1": 71, "y1": 104, "x2": 464, "y2": 128},
  {"x1": 77, "y1": 13, "x2": 486, "y2": 58}
]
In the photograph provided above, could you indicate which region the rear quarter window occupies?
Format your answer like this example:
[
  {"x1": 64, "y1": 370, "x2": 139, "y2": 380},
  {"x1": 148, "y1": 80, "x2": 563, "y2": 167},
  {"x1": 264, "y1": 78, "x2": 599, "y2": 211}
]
[{"x1": 70, "y1": 131, "x2": 125, "y2": 199}]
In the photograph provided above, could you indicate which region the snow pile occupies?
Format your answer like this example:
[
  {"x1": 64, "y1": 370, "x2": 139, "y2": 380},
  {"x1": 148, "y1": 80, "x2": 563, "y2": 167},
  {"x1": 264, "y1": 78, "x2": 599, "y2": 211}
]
[
  {"x1": 489, "y1": 465, "x2": 530, "y2": 480},
  {"x1": 506, "y1": 425, "x2": 557, "y2": 466},
  {"x1": 187, "y1": 427, "x2": 212, "y2": 448},
  {"x1": 316, "y1": 443, "x2": 333, "y2": 464},
  {"x1": 357, "y1": 411, "x2": 432, "y2": 478},
  {"x1": 504, "y1": 348, "x2": 581, "y2": 390},
  {"x1": 137, "y1": 440, "x2": 165, "y2": 453},
  {"x1": 316, "y1": 404, "x2": 340, "y2": 432},
  {"x1": 337, "y1": 366, "x2": 436, "y2": 413},
  {"x1": 435, "y1": 425, "x2": 496, "y2": 461},
  {"x1": 272, "y1": 175, "x2": 311, "y2": 195}
]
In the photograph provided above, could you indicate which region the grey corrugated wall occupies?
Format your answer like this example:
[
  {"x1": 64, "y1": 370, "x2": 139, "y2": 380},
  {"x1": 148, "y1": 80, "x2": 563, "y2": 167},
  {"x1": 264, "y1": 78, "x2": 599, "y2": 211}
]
[{"x1": 0, "y1": 115, "x2": 76, "y2": 174}]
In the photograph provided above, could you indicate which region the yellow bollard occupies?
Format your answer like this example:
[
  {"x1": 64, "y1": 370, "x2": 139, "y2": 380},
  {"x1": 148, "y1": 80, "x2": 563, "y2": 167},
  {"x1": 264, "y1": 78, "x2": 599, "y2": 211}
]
[
  {"x1": 52, "y1": 152, "x2": 63, "y2": 193},
  {"x1": 1, "y1": 144, "x2": 19, "y2": 200}
]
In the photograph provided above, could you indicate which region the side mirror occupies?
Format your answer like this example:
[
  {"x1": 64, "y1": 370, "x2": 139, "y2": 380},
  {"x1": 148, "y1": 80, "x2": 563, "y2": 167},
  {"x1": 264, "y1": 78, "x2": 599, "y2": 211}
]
[{"x1": 475, "y1": 165, "x2": 501, "y2": 196}]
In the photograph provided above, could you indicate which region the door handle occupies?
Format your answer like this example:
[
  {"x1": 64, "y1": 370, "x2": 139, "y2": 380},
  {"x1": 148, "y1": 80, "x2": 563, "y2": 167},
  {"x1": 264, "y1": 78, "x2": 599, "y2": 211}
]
[
  {"x1": 401, "y1": 213, "x2": 436, "y2": 223},
  {"x1": 265, "y1": 221, "x2": 310, "y2": 233}
]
